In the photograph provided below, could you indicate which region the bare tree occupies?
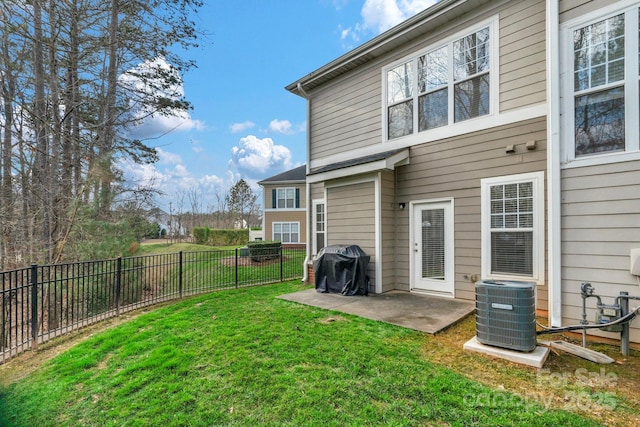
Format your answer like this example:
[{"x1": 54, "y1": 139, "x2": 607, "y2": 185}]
[
  {"x1": 226, "y1": 179, "x2": 258, "y2": 230},
  {"x1": 0, "y1": 0, "x2": 204, "y2": 265}
]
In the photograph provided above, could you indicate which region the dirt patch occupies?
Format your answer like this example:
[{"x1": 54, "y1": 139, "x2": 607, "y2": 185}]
[{"x1": 318, "y1": 315, "x2": 348, "y2": 324}]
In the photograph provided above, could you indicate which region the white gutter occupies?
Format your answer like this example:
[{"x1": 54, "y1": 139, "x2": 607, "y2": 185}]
[
  {"x1": 546, "y1": 0, "x2": 562, "y2": 327},
  {"x1": 298, "y1": 83, "x2": 312, "y2": 283}
]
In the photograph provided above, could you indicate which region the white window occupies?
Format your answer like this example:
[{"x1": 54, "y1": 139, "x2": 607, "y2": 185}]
[
  {"x1": 481, "y1": 172, "x2": 544, "y2": 283},
  {"x1": 562, "y1": 3, "x2": 640, "y2": 165},
  {"x1": 384, "y1": 19, "x2": 496, "y2": 141},
  {"x1": 312, "y1": 200, "x2": 325, "y2": 254},
  {"x1": 273, "y1": 222, "x2": 299, "y2": 243},
  {"x1": 277, "y1": 188, "x2": 295, "y2": 209}
]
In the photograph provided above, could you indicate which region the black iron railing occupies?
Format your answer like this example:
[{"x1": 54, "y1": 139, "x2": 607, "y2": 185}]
[{"x1": 0, "y1": 247, "x2": 306, "y2": 363}]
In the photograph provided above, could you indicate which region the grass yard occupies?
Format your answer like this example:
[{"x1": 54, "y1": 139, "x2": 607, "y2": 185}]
[{"x1": 0, "y1": 281, "x2": 635, "y2": 426}]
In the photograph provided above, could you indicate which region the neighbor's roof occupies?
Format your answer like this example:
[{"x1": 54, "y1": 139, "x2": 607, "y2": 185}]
[
  {"x1": 285, "y1": 0, "x2": 478, "y2": 96},
  {"x1": 258, "y1": 165, "x2": 306, "y2": 185}
]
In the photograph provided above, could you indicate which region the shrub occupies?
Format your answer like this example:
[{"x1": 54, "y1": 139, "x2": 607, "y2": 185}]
[
  {"x1": 247, "y1": 240, "x2": 281, "y2": 262},
  {"x1": 193, "y1": 227, "x2": 210, "y2": 245},
  {"x1": 209, "y1": 229, "x2": 249, "y2": 246}
]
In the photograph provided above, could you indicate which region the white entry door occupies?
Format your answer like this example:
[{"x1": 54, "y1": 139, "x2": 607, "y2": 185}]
[{"x1": 411, "y1": 200, "x2": 454, "y2": 296}]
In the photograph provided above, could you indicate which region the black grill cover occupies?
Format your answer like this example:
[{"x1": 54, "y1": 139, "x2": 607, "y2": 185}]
[{"x1": 314, "y1": 245, "x2": 370, "y2": 295}]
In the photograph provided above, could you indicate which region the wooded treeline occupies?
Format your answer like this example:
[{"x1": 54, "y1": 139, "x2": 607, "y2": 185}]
[{"x1": 0, "y1": 0, "x2": 202, "y2": 269}]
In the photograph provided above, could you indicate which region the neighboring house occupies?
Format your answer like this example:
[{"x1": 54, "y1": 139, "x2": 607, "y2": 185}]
[
  {"x1": 286, "y1": 0, "x2": 640, "y2": 344},
  {"x1": 258, "y1": 165, "x2": 307, "y2": 247}
]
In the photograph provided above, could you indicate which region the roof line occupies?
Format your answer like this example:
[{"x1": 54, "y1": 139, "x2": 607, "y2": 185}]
[{"x1": 285, "y1": 0, "x2": 463, "y2": 94}]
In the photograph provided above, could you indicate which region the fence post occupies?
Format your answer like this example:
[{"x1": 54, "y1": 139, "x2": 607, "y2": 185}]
[
  {"x1": 30, "y1": 264, "x2": 38, "y2": 350},
  {"x1": 280, "y1": 246, "x2": 283, "y2": 282},
  {"x1": 235, "y1": 248, "x2": 239, "y2": 289},
  {"x1": 115, "y1": 257, "x2": 122, "y2": 316},
  {"x1": 179, "y1": 251, "x2": 183, "y2": 298}
]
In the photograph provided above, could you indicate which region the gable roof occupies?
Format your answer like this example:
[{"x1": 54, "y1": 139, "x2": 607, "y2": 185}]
[
  {"x1": 286, "y1": 0, "x2": 488, "y2": 96},
  {"x1": 257, "y1": 165, "x2": 306, "y2": 185}
]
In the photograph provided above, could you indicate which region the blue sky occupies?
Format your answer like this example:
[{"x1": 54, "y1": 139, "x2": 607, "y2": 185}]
[{"x1": 123, "y1": 0, "x2": 437, "y2": 212}]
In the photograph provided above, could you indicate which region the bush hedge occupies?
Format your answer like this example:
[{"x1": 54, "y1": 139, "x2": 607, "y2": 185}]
[
  {"x1": 247, "y1": 240, "x2": 281, "y2": 262},
  {"x1": 193, "y1": 227, "x2": 210, "y2": 245},
  {"x1": 192, "y1": 228, "x2": 249, "y2": 246}
]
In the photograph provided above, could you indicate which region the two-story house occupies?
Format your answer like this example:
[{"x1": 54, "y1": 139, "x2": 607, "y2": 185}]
[
  {"x1": 258, "y1": 165, "x2": 307, "y2": 248},
  {"x1": 286, "y1": 0, "x2": 640, "y2": 344}
]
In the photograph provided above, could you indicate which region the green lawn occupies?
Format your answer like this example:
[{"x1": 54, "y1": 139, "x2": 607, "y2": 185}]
[{"x1": 0, "y1": 282, "x2": 598, "y2": 426}]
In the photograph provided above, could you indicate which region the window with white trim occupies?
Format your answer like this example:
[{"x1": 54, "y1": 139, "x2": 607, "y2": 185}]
[
  {"x1": 312, "y1": 201, "x2": 325, "y2": 254},
  {"x1": 384, "y1": 20, "x2": 495, "y2": 141},
  {"x1": 270, "y1": 187, "x2": 300, "y2": 209},
  {"x1": 277, "y1": 188, "x2": 295, "y2": 209},
  {"x1": 562, "y1": 4, "x2": 640, "y2": 163},
  {"x1": 481, "y1": 172, "x2": 544, "y2": 282},
  {"x1": 273, "y1": 222, "x2": 299, "y2": 243}
]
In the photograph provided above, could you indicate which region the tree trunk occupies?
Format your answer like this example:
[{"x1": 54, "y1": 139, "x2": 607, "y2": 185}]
[{"x1": 33, "y1": 1, "x2": 52, "y2": 263}]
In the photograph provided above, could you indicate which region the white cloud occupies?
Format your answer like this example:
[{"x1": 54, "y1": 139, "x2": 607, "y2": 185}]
[
  {"x1": 268, "y1": 119, "x2": 293, "y2": 135},
  {"x1": 340, "y1": 0, "x2": 437, "y2": 44},
  {"x1": 229, "y1": 135, "x2": 292, "y2": 179},
  {"x1": 121, "y1": 57, "x2": 205, "y2": 139},
  {"x1": 230, "y1": 121, "x2": 256, "y2": 133},
  {"x1": 118, "y1": 147, "x2": 227, "y2": 212}
]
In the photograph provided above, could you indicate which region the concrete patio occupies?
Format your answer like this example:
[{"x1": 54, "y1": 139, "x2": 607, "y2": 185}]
[{"x1": 278, "y1": 288, "x2": 475, "y2": 334}]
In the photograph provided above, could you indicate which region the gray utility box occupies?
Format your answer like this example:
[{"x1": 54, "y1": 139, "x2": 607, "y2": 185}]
[{"x1": 475, "y1": 280, "x2": 537, "y2": 352}]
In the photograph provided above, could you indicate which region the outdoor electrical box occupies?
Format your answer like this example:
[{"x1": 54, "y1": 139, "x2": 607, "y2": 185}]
[
  {"x1": 630, "y1": 248, "x2": 640, "y2": 276},
  {"x1": 475, "y1": 280, "x2": 537, "y2": 352},
  {"x1": 596, "y1": 305, "x2": 623, "y2": 332}
]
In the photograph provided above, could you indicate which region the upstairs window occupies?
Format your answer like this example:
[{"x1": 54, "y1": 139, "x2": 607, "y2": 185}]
[
  {"x1": 271, "y1": 188, "x2": 300, "y2": 209},
  {"x1": 573, "y1": 14, "x2": 626, "y2": 156},
  {"x1": 562, "y1": 3, "x2": 640, "y2": 164},
  {"x1": 385, "y1": 20, "x2": 495, "y2": 141}
]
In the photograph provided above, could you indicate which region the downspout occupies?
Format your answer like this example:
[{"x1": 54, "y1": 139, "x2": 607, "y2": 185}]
[
  {"x1": 546, "y1": 0, "x2": 562, "y2": 327},
  {"x1": 297, "y1": 83, "x2": 312, "y2": 283}
]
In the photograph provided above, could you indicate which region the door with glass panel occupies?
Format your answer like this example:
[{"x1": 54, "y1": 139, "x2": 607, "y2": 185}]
[{"x1": 411, "y1": 201, "x2": 454, "y2": 296}]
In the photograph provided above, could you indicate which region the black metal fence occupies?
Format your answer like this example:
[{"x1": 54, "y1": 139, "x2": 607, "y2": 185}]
[{"x1": 0, "y1": 247, "x2": 306, "y2": 363}]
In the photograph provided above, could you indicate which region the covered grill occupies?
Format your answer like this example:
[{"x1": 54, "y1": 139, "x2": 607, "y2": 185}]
[{"x1": 313, "y1": 245, "x2": 370, "y2": 296}]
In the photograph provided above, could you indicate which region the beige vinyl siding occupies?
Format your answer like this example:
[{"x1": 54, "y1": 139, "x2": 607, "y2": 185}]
[
  {"x1": 561, "y1": 160, "x2": 640, "y2": 343},
  {"x1": 327, "y1": 181, "x2": 376, "y2": 290},
  {"x1": 380, "y1": 170, "x2": 396, "y2": 292},
  {"x1": 395, "y1": 117, "x2": 548, "y2": 305},
  {"x1": 308, "y1": 0, "x2": 547, "y2": 161},
  {"x1": 559, "y1": 0, "x2": 621, "y2": 23},
  {"x1": 499, "y1": 0, "x2": 547, "y2": 112},
  {"x1": 310, "y1": 182, "x2": 324, "y2": 201},
  {"x1": 261, "y1": 183, "x2": 307, "y2": 244},
  {"x1": 309, "y1": 70, "x2": 381, "y2": 160},
  {"x1": 261, "y1": 184, "x2": 306, "y2": 210},
  {"x1": 263, "y1": 210, "x2": 307, "y2": 244}
]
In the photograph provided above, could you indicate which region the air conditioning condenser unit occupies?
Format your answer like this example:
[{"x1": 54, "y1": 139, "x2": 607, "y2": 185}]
[{"x1": 475, "y1": 280, "x2": 537, "y2": 352}]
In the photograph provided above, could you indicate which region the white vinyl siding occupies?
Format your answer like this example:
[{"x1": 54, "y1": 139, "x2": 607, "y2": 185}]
[
  {"x1": 561, "y1": 2, "x2": 640, "y2": 167},
  {"x1": 481, "y1": 171, "x2": 545, "y2": 283}
]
